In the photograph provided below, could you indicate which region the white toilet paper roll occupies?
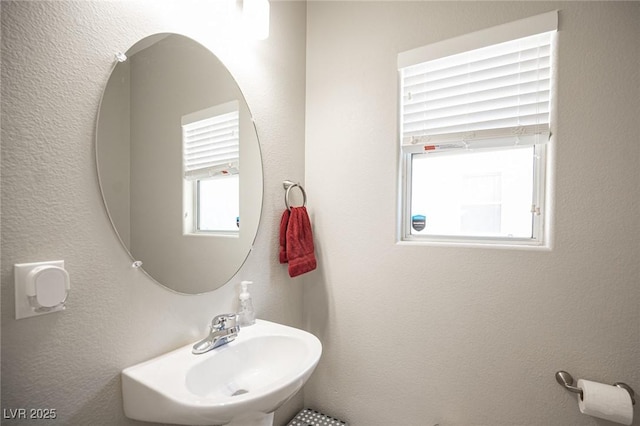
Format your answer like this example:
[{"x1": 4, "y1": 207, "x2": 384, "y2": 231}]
[{"x1": 578, "y1": 379, "x2": 634, "y2": 425}]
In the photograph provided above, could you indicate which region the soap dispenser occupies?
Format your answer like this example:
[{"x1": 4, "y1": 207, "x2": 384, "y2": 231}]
[{"x1": 237, "y1": 280, "x2": 256, "y2": 326}]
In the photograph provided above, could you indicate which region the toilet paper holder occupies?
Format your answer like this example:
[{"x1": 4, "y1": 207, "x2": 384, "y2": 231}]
[{"x1": 556, "y1": 371, "x2": 636, "y2": 405}]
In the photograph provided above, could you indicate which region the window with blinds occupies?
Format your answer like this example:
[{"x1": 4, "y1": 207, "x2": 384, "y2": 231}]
[
  {"x1": 398, "y1": 11, "x2": 557, "y2": 247},
  {"x1": 182, "y1": 101, "x2": 240, "y2": 234}
]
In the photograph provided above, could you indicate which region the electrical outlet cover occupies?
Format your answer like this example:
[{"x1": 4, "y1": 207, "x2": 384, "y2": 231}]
[{"x1": 14, "y1": 260, "x2": 67, "y2": 319}]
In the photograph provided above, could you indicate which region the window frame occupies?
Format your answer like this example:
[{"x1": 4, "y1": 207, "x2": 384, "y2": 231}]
[
  {"x1": 193, "y1": 176, "x2": 240, "y2": 236},
  {"x1": 400, "y1": 143, "x2": 548, "y2": 247}
]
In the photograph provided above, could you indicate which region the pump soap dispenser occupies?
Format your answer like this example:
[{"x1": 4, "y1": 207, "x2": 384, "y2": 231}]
[{"x1": 238, "y1": 280, "x2": 256, "y2": 326}]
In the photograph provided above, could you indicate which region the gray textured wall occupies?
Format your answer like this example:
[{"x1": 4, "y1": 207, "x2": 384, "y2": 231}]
[
  {"x1": 1, "y1": 1, "x2": 307, "y2": 424},
  {"x1": 304, "y1": 2, "x2": 640, "y2": 425}
]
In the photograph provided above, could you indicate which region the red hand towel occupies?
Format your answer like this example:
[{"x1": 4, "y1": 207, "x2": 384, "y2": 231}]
[
  {"x1": 278, "y1": 209, "x2": 290, "y2": 264},
  {"x1": 285, "y1": 206, "x2": 317, "y2": 277}
]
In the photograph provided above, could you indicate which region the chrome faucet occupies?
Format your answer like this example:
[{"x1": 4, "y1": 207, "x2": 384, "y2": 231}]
[{"x1": 192, "y1": 313, "x2": 240, "y2": 355}]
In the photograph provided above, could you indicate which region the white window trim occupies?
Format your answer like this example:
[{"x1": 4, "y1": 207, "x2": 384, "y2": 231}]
[{"x1": 397, "y1": 11, "x2": 557, "y2": 249}]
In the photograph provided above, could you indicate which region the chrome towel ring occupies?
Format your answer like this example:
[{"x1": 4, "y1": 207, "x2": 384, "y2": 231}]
[{"x1": 283, "y1": 180, "x2": 307, "y2": 210}]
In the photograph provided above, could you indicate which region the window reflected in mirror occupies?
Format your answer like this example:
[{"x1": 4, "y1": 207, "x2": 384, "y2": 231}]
[{"x1": 182, "y1": 102, "x2": 240, "y2": 235}]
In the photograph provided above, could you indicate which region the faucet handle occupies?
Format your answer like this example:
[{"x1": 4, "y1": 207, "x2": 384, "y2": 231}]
[{"x1": 211, "y1": 313, "x2": 238, "y2": 330}]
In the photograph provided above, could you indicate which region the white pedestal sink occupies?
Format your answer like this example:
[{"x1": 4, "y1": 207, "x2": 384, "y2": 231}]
[{"x1": 122, "y1": 320, "x2": 322, "y2": 425}]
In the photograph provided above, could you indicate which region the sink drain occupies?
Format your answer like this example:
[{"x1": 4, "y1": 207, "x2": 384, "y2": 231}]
[{"x1": 231, "y1": 389, "x2": 249, "y2": 396}]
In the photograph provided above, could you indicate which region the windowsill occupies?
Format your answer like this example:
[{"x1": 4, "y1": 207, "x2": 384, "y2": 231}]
[
  {"x1": 184, "y1": 232, "x2": 240, "y2": 239},
  {"x1": 396, "y1": 238, "x2": 551, "y2": 251}
]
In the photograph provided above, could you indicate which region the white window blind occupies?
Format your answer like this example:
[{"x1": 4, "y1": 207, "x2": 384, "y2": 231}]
[
  {"x1": 399, "y1": 11, "x2": 557, "y2": 154},
  {"x1": 182, "y1": 101, "x2": 239, "y2": 181}
]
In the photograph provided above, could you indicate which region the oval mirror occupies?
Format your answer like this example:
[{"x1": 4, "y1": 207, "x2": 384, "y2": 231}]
[{"x1": 96, "y1": 33, "x2": 263, "y2": 294}]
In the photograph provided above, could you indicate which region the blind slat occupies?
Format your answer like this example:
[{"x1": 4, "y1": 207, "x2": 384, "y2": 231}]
[
  {"x1": 404, "y1": 81, "x2": 550, "y2": 112},
  {"x1": 403, "y1": 45, "x2": 551, "y2": 84},
  {"x1": 185, "y1": 148, "x2": 240, "y2": 163},
  {"x1": 403, "y1": 92, "x2": 550, "y2": 125},
  {"x1": 403, "y1": 62, "x2": 550, "y2": 96},
  {"x1": 184, "y1": 119, "x2": 238, "y2": 137},
  {"x1": 185, "y1": 136, "x2": 238, "y2": 152}
]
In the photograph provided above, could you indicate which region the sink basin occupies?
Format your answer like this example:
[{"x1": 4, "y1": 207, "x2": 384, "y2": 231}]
[{"x1": 122, "y1": 320, "x2": 322, "y2": 425}]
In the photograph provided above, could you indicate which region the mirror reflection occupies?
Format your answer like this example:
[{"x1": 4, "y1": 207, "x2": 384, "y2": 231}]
[{"x1": 96, "y1": 34, "x2": 263, "y2": 294}]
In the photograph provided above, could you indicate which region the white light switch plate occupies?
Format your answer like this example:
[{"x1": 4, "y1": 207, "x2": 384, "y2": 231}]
[{"x1": 15, "y1": 260, "x2": 66, "y2": 319}]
